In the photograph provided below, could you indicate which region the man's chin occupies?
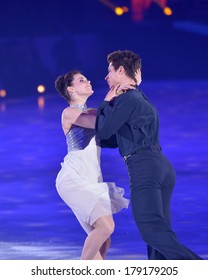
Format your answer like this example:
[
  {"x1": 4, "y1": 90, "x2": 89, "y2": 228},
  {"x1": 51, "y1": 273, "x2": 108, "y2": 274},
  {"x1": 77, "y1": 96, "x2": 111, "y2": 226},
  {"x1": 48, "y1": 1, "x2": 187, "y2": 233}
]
[{"x1": 106, "y1": 82, "x2": 111, "y2": 88}]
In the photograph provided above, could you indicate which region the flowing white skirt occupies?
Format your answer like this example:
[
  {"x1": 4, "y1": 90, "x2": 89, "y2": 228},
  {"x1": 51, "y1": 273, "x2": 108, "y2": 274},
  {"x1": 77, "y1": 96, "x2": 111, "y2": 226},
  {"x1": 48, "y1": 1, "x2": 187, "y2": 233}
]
[{"x1": 56, "y1": 137, "x2": 129, "y2": 233}]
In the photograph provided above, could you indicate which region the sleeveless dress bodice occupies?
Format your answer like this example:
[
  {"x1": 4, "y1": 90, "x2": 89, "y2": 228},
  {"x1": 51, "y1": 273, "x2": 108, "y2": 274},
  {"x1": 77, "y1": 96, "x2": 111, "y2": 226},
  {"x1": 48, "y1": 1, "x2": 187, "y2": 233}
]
[{"x1": 66, "y1": 125, "x2": 96, "y2": 153}]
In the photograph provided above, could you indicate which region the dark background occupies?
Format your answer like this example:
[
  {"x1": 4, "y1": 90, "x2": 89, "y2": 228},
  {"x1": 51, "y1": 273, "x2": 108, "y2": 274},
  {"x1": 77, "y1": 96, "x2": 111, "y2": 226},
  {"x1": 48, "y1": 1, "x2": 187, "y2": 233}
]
[{"x1": 0, "y1": 0, "x2": 207, "y2": 96}]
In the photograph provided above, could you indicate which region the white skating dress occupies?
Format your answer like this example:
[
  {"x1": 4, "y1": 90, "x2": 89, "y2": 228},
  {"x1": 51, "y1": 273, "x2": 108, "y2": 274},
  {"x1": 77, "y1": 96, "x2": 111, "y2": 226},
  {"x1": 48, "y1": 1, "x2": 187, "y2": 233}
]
[{"x1": 56, "y1": 125, "x2": 129, "y2": 233}]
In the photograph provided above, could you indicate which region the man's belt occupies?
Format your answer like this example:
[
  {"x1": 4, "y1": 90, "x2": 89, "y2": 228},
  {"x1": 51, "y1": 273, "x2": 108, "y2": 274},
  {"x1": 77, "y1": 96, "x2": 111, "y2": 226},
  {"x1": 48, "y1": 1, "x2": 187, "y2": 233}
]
[{"x1": 123, "y1": 146, "x2": 162, "y2": 161}]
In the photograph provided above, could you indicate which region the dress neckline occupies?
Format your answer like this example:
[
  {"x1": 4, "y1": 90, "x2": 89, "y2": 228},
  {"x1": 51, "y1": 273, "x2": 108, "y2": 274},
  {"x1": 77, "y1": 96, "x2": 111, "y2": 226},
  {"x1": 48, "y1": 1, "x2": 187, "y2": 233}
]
[{"x1": 70, "y1": 104, "x2": 87, "y2": 112}]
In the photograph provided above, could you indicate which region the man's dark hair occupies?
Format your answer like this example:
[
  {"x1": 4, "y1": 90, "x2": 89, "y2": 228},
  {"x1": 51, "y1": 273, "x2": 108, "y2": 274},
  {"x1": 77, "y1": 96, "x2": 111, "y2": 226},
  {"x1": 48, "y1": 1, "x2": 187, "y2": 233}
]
[{"x1": 107, "y1": 50, "x2": 142, "y2": 84}]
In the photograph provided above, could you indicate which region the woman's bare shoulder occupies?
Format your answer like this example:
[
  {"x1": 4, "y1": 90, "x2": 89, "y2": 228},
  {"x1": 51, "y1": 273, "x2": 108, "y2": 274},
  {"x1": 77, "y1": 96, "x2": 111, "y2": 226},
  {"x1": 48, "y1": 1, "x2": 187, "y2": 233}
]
[{"x1": 62, "y1": 106, "x2": 80, "y2": 119}]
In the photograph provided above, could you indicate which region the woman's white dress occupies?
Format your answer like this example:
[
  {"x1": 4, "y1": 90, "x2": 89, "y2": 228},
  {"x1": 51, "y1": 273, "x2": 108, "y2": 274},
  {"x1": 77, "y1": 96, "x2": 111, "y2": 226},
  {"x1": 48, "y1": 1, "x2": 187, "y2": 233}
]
[{"x1": 56, "y1": 125, "x2": 129, "y2": 233}]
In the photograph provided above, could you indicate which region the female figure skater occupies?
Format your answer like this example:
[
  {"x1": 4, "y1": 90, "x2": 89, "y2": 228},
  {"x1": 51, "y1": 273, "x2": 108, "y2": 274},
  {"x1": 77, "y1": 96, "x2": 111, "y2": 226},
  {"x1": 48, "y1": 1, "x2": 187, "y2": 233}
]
[{"x1": 55, "y1": 70, "x2": 129, "y2": 260}]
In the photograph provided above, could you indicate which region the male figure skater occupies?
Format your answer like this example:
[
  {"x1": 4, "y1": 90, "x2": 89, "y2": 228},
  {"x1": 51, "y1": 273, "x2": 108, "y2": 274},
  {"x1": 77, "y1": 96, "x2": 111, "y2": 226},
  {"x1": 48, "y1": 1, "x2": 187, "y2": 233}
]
[{"x1": 96, "y1": 50, "x2": 202, "y2": 260}]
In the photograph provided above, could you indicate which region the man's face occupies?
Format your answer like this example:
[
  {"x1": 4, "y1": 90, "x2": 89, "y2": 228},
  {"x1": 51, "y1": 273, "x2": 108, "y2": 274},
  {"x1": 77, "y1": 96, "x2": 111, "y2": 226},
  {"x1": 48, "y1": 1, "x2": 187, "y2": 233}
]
[{"x1": 105, "y1": 63, "x2": 120, "y2": 89}]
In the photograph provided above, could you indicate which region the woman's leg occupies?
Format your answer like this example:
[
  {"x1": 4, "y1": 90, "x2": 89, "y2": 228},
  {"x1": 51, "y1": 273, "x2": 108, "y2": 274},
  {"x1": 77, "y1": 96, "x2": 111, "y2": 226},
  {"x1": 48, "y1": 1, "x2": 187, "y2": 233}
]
[
  {"x1": 92, "y1": 252, "x2": 103, "y2": 260},
  {"x1": 99, "y1": 238, "x2": 111, "y2": 259},
  {"x1": 81, "y1": 215, "x2": 114, "y2": 260}
]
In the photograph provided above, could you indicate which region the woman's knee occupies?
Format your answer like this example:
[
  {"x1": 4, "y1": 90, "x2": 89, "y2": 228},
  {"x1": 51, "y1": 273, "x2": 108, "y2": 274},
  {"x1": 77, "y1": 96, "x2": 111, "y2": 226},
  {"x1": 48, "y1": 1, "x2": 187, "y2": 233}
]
[
  {"x1": 102, "y1": 219, "x2": 115, "y2": 237},
  {"x1": 94, "y1": 216, "x2": 115, "y2": 237}
]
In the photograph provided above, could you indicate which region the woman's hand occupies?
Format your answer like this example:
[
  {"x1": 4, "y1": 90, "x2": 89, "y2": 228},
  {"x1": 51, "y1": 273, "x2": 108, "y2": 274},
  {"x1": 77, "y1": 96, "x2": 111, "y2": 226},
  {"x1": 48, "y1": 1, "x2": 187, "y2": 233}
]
[
  {"x1": 104, "y1": 86, "x2": 118, "y2": 101},
  {"x1": 104, "y1": 84, "x2": 137, "y2": 101},
  {"x1": 135, "y1": 69, "x2": 142, "y2": 86},
  {"x1": 115, "y1": 84, "x2": 136, "y2": 96}
]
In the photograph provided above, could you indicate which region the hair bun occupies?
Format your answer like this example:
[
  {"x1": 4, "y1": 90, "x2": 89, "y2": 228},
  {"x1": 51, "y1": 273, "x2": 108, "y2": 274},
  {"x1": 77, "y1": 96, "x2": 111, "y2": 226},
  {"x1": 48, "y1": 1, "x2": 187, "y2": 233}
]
[{"x1": 55, "y1": 75, "x2": 65, "y2": 94}]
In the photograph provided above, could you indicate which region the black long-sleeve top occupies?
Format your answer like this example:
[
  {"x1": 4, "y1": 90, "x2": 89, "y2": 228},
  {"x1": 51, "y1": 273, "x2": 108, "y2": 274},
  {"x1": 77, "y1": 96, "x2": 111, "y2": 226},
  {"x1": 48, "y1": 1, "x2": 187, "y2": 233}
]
[{"x1": 96, "y1": 88, "x2": 160, "y2": 157}]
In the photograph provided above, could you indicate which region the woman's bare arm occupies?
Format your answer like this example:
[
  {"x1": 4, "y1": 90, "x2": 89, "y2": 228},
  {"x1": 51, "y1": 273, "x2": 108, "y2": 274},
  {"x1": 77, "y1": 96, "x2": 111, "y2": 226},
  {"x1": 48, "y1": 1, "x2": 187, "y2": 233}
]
[{"x1": 62, "y1": 107, "x2": 97, "y2": 134}]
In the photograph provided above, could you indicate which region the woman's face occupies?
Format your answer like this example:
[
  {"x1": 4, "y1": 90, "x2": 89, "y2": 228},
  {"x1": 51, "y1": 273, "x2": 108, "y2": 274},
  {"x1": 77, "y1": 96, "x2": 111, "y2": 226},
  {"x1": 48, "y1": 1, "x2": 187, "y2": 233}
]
[{"x1": 70, "y1": 73, "x2": 94, "y2": 97}]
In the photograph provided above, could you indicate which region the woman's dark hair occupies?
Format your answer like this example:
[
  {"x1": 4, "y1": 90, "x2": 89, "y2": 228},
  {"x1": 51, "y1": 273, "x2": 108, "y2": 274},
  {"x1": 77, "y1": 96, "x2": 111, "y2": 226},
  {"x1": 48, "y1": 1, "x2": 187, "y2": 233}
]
[
  {"x1": 107, "y1": 50, "x2": 142, "y2": 84},
  {"x1": 55, "y1": 70, "x2": 81, "y2": 102}
]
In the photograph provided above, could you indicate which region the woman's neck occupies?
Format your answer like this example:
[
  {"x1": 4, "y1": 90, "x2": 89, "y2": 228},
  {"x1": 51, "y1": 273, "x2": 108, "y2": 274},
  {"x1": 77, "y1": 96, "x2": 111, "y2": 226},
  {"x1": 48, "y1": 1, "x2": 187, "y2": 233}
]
[
  {"x1": 70, "y1": 97, "x2": 87, "y2": 106},
  {"x1": 69, "y1": 103, "x2": 87, "y2": 112}
]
